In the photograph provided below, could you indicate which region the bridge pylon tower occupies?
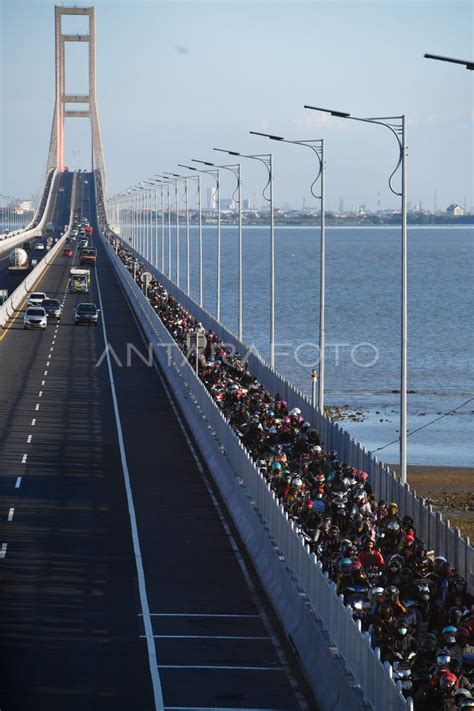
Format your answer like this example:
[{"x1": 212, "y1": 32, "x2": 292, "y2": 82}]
[{"x1": 47, "y1": 5, "x2": 106, "y2": 187}]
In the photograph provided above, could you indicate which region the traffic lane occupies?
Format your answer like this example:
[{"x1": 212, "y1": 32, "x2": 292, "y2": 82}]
[
  {"x1": 0, "y1": 240, "x2": 154, "y2": 709},
  {"x1": 92, "y1": 215, "x2": 313, "y2": 707}
]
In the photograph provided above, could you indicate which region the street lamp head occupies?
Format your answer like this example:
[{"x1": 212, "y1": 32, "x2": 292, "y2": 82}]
[
  {"x1": 304, "y1": 104, "x2": 351, "y2": 118},
  {"x1": 424, "y1": 52, "x2": 474, "y2": 70},
  {"x1": 214, "y1": 148, "x2": 240, "y2": 156},
  {"x1": 191, "y1": 159, "x2": 215, "y2": 167},
  {"x1": 250, "y1": 130, "x2": 284, "y2": 141},
  {"x1": 163, "y1": 172, "x2": 180, "y2": 177}
]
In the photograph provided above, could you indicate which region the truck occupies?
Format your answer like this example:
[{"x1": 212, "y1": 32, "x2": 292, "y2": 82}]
[
  {"x1": 84, "y1": 225, "x2": 93, "y2": 236},
  {"x1": 69, "y1": 268, "x2": 90, "y2": 294},
  {"x1": 80, "y1": 248, "x2": 97, "y2": 266},
  {"x1": 8, "y1": 248, "x2": 29, "y2": 273}
]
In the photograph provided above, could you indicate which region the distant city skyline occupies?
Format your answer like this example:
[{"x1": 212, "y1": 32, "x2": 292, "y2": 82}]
[{"x1": 1, "y1": 0, "x2": 472, "y2": 211}]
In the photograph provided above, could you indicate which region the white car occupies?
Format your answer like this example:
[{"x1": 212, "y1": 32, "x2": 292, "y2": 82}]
[
  {"x1": 28, "y1": 291, "x2": 47, "y2": 307},
  {"x1": 24, "y1": 307, "x2": 47, "y2": 330},
  {"x1": 36, "y1": 243, "x2": 45, "y2": 251}
]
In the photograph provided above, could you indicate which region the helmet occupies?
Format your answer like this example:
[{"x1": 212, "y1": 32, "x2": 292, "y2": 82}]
[
  {"x1": 271, "y1": 462, "x2": 282, "y2": 471},
  {"x1": 454, "y1": 689, "x2": 472, "y2": 702},
  {"x1": 328, "y1": 450, "x2": 338, "y2": 461},
  {"x1": 439, "y1": 671, "x2": 457, "y2": 690},
  {"x1": 436, "y1": 649, "x2": 451, "y2": 667},
  {"x1": 350, "y1": 561, "x2": 362, "y2": 573},
  {"x1": 307, "y1": 429, "x2": 320, "y2": 444},
  {"x1": 315, "y1": 474, "x2": 325, "y2": 483},
  {"x1": 339, "y1": 558, "x2": 353, "y2": 573},
  {"x1": 434, "y1": 555, "x2": 448, "y2": 570},
  {"x1": 304, "y1": 499, "x2": 314, "y2": 510},
  {"x1": 371, "y1": 587, "x2": 385, "y2": 603},
  {"x1": 460, "y1": 701, "x2": 474, "y2": 710},
  {"x1": 292, "y1": 477, "x2": 303, "y2": 489},
  {"x1": 289, "y1": 407, "x2": 301, "y2": 417},
  {"x1": 388, "y1": 502, "x2": 398, "y2": 512},
  {"x1": 456, "y1": 627, "x2": 470, "y2": 643},
  {"x1": 384, "y1": 586, "x2": 400, "y2": 602},
  {"x1": 420, "y1": 633, "x2": 438, "y2": 652}
]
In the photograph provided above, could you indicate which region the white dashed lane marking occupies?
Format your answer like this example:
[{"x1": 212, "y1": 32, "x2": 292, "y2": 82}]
[
  {"x1": 35, "y1": 404, "x2": 40, "y2": 412},
  {"x1": 27, "y1": 435, "x2": 32, "y2": 444},
  {"x1": 7, "y1": 508, "x2": 14, "y2": 522},
  {"x1": 0, "y1": 543, "x2": 7, "y2": 559},
  {"x1": 31, "y1": 419, "x2": 36, "y2": 426},
  {"x1": 21, "y1": 454, "x2": 27, "y2": 464},
  {"x1": 15, "y1": 477, "x2": 22, "y2": 488}
]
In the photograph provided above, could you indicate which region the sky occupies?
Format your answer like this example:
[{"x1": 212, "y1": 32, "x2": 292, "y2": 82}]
[{"x1": 1, "y1": 0, "x2": 473, "y2": 211}]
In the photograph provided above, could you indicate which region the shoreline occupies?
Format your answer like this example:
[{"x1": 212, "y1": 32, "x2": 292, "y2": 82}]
[{"x1": 389, "y1": 465, "x2": 473, "y2": 541}]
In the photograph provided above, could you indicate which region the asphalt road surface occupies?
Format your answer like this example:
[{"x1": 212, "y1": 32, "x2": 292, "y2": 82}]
[{"x1": 0, "y1": 174, "x2": 317, "y2": 710}]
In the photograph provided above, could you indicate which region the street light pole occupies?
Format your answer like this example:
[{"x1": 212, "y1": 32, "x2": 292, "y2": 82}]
[
  {"x1": 250, "y1": 131, "x2": 326, "y2": 410},
  {"x1": 305, "y1": 104, "x2": 408, "y2": 483},
  {"x1": 215, "y1": 148, "x2": 275, "y2": 367},
  {"x1": 191, "y1": 161, "x2": 221, "y2": 320},
  {"x1": 208, "y1": 157, "x2": 243, "y2": 340}
]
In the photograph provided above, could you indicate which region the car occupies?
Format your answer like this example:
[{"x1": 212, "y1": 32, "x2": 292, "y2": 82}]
[
  {"x1": 63, "y1": 248, "x2": 73, "y2": 257},
  {"x1": 28, "y1": 291, "x2": 47, "y2": 307},
  {"x1": 74, "y1": 303, "x2": 100, "y2": 326},
  {"x1": 59, "y1": 186, "x2": 64, "y2": 193},
  {"x1": 41, "y1": 298, "x2": 61, "y2": 319},
  {"x1": 24, "y1": 307, "x2": 47, "y2": 330},
  {"x1": 35, "y1": 243, "x2": 45, "y2": 251}
]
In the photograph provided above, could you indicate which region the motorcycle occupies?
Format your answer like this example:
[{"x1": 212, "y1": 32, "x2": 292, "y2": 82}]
[{"x1": 392, "y1": 650, "x2": 416, "y2": 697}]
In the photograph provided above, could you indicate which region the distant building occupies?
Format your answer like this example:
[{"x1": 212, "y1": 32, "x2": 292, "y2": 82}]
[
  {"x1": 207, "y1": 187, "x2": 218, "y2": 209},
  {"x1": 242, "y1": 198, "x2": 254, "y2": 210},
  {"x1": 220, "y1": 198, "x2": 236, "y2": 210},
  {"x1": 447, "y1": 203, "x2": 465, "y2": 216},
  {"x1": 18, "y1": 200, "x2": 33, "y2": 211}
]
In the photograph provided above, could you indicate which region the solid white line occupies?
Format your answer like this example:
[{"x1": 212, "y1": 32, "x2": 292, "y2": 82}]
[
  {"x1": 0, "y1": 543, "x2": 7, "y2": 559},
  {"x1": 8, "y1": 508, "x2": 14, "y2": 522},
  {"x1": 35, "y1": 404, "x2": 40, "y2": 411},
  {"x1": 142, "y1": 635, "x2": 269, "y2": 641},
  {"x1": 15, "y1": 477, "x2": 22, "y2": 488},
  {"x1": 27, "y1": 435, "x2": 32, "y2": 443},
  {"x1": 95, "y1": 265, "x2": 164, "y2": 711},
  {"x1": 31, "y1": 419, "x2": 36, "y2": 426},
  {"x1": 157, "y1": 664, "x2": 282, "y2": 671},
  {"x1": 145, "y1": 613, "x2": 260, "y2": 618},
  {"x1": 21, "y1": 454, "x2": 27, "y2": 464}
]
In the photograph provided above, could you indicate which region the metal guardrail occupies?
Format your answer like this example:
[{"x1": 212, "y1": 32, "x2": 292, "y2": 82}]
[{"x1": 102, "y1": 232, "x2": 411, "y2": 711}]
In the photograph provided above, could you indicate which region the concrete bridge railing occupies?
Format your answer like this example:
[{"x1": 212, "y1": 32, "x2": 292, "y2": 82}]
[{"x1": 0, "y1": 169, "x2": 59, "y2": 260}]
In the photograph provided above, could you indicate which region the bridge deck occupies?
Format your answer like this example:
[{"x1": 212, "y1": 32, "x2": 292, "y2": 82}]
[{"x1": 0, "y1": 175, "x2": 315, "y2": 710}]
